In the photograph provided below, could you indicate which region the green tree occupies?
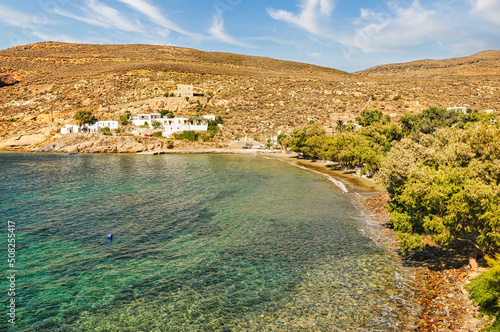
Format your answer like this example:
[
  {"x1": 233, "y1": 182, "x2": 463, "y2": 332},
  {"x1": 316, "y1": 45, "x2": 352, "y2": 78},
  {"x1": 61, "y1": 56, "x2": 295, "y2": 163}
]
[
  {"x1": 206, "y1": 120, "x2": 220, "y2": 138},
  {"x1": 151, "y1": 121, "x2": 162, "y2": 129},
  {"x1": 399, "y1": 105, "x2": 488, "y2": 138},
  {"x1": 336, "y1": 134, "x2": 382, "y2": 170},
  {"x1": 302, "y1": 135, "x2": 328, "y2": 160},
  {"x1": 336, "y1": 119, "x2": 345, "y2": 133},
  {"x1": 277, "y1": 132, "x2": 290, "y2": 150},
  {"x1": 119, "y1": 111, "x2": 131, "y2": 125},
  {"x1": 379, "y1": 121, "x2": 500, "y2": 254},
  {"x1": 289, "y1": 121, "x2": 325, "y2": 156},
  {"x1": 160, "y1": 110, "x2": 175, "y2": 118},
  {"x1": 74, "y1": 108, "x2": 95, "y2": 125},
  {"x1": 356, "y1": 109, "x2": 383, "y2": 127}
]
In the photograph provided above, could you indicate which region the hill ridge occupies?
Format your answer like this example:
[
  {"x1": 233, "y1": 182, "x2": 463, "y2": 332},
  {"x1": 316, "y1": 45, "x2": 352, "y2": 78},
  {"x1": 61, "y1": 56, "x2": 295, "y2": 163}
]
[{"x1": 356, "y1": 50, "x2": 500, "y2": 78}]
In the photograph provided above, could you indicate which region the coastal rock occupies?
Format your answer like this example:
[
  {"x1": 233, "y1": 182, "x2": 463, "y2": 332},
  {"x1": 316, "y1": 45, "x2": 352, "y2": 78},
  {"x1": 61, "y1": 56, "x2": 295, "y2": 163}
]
[
  {"x1": 0, "y1": 134, "x2": 46, "y2": 148},
  {"x1": 60, "y1": 144, "x2": 80, "y2": 153},
  {"x1": 78, "y1": 141, "x2": 95, "y2": 151},
  {"x1": 35, "y1": 144, "x2": 57, "y2": 152}
]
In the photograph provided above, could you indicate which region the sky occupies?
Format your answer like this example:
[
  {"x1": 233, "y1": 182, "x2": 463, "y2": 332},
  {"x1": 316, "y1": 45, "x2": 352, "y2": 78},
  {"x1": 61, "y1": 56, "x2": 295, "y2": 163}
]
[{"x1": 0, "y1": 0, "x2": 499, "y2": 72}]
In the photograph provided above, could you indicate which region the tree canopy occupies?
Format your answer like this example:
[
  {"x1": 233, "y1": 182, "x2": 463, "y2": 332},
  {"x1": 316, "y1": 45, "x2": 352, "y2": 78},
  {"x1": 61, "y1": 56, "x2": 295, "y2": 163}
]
[
  {"x1": 399, "y1": 105, "x2": 494, "y2": 138},
  {"x1": 356, "y1": 109, "x2": 384, "y2": 127},
  {"x1": 379, "y1": 121, "x2": 500, "y2": 254},
  {"x1": 74, "y1": 108, "x2": 96, "y2": 125}
]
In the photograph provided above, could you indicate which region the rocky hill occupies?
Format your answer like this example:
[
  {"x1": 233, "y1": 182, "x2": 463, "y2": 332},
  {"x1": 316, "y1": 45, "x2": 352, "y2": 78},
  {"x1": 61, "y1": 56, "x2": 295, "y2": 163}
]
[
  {"x1": 0, "y1": 42, "x2": 499, "y2": 152},
  {"x1": 356, "y1": 51, "x2": 500, "y2": 79}
]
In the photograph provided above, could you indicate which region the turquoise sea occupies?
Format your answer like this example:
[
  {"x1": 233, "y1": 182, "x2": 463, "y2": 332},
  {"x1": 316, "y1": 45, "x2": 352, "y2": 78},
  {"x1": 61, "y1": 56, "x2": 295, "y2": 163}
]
[{"x1": 0, "y1": 153, "x2": 410, "y2": 331}]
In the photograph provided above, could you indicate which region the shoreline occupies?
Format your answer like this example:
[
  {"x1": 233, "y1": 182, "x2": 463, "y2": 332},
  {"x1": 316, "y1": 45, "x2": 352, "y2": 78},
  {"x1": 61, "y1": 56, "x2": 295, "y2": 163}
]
[
  {"x1": 262, "y1": 153, "x2": 487, "y2": 331},
  {"x1": 1, "y1": 148, "x2": 487, "y2": 330}
]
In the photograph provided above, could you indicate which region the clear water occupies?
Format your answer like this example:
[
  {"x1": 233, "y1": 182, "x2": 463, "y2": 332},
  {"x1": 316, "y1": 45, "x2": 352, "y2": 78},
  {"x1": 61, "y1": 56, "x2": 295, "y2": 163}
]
[{"x1": 0, "y1": 153, "x2": 409, "y2": 331}]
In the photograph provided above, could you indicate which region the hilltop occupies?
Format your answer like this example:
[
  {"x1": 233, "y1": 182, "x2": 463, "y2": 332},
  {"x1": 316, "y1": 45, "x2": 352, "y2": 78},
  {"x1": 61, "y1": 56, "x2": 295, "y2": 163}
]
[
  {"x1": 0, "y1": 42, "x2": 499, "y2": 151},
  {"x1": 356, "y1": 51, "x2": 500, "y2": 79}
]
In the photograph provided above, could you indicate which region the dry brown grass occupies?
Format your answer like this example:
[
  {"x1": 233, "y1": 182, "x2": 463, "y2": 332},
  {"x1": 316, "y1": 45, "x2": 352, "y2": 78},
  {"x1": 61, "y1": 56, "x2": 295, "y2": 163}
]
[{"x1": 0, "y1": 42, "x2": 499, "y2": 147}]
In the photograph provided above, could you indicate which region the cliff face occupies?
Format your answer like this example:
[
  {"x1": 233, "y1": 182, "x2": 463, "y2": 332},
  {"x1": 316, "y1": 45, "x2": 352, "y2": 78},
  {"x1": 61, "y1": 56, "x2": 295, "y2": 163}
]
[{"x1": 0, "y1": 42, "x2": 499, "y2": 152}]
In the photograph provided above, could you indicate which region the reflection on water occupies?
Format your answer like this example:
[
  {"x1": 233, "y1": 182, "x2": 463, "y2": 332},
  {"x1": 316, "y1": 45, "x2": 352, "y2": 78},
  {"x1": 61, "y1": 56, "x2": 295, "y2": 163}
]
[{"x1": 0, "y1": 153, "x2": 409, "y2": 331}]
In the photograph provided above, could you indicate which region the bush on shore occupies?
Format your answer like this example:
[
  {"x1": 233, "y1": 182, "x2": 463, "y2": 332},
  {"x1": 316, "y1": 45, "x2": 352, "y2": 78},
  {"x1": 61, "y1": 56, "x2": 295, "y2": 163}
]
[{"x1": 468, "y1": 254, "x2": 500, "y2": 330}]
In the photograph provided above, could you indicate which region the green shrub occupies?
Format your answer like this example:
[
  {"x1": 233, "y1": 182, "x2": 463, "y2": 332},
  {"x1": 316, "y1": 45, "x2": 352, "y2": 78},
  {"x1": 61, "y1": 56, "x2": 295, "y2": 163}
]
[
  {"x1": 468, "y1": 254, "x2": 500, "y2": 330},
  {"x1": 119, "y1": 111, "x2": 131, "y2": 125},
  {"x1": 174, "y1": 131, "x2": 199, "y2": 142},
  {"x1": 151, "y1": 121, "x2": 162, "y2": 129},
  {"x1": 160, "y1": 110, "x2": 175, "y2": 118},
  {"x1": 101, "y1": 127, "x2": 112, "y2": 136},
  {"x1": 152, "y1": 132, "x2": 163, "y2": 138},
  {"x1": 356, "y1": 109, "x2": 383, "y2": 127},
  {"x1": 393, "y1": 96, "x2": 402, "y2": 101},
  {"x1": 165, "y1": 140, "x2": 174, "y2": 149}
]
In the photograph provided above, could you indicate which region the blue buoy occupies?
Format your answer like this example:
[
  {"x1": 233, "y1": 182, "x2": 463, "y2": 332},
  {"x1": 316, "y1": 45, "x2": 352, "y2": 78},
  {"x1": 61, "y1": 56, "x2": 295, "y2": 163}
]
[{"x1": 107, "y1": 234, "x2": 113, "y2": 243}]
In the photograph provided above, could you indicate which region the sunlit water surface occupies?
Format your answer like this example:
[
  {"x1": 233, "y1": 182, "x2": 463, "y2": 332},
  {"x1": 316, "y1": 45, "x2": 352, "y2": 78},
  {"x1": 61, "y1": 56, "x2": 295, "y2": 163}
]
[{"x1": 0, "y1": 153, "x2": 410, "y2": 331}]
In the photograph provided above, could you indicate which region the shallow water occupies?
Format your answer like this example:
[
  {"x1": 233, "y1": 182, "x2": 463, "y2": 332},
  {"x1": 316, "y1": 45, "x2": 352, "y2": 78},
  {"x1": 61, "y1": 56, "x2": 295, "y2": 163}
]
[{"x1": 0, "y1": 153, "x2": 409, "y2": 331}]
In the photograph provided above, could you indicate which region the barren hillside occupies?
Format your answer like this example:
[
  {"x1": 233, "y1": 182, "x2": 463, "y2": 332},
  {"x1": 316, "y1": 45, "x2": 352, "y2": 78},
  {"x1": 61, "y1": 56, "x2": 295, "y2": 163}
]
[
  {"x1": 356, "y1": 51, "x2": 500, "y2": 79},
  {"x1": 0, "y1": 42, "x2": 499, "y2": 152}
]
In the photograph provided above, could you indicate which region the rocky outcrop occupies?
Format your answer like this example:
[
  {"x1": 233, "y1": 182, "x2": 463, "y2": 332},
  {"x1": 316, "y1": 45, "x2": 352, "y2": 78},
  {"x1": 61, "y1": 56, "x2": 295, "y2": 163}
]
[
  {"x1": 0, "y1": 134, "x2": 47, "y2": 149},
  {"x1": 34, "y1": 135, "x2": 179, "y2": 154},
  {"x1": 0, "y1": 74, "x2": 19, "y2": 87}
]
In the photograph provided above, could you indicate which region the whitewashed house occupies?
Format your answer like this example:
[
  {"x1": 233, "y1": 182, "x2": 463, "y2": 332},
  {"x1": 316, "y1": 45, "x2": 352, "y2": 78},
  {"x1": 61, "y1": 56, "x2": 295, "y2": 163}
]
[
  {"x1": 82, "y1": 121, "x2": 119, "y2": 133},
  {"x1": 61, "y1": 124, "x2": 80, "y2": 134},
  {"x1": 129, "y1": 113, "x2": 215, "y2": 136},
  {"x1": 162, "y1": 117, "x2": 209, "y2": 137},
  {"x1": 130, "y1": 114, "x2": 162, "y2": 127}
]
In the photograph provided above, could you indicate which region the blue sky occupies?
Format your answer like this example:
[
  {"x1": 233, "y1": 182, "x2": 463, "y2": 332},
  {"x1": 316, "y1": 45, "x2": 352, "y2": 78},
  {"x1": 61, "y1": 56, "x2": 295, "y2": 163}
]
[{"x1": 1, "y1": 0, "x2": 499, "y2": 72}]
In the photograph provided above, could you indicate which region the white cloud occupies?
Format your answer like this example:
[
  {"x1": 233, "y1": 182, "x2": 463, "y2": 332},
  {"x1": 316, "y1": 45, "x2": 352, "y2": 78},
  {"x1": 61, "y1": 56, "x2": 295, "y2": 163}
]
[
  {"x1": 53, "y1": 0, "x2": 143, "y2": 33},
  {"x1": 471, "y1": 0, "x2": 500, "y2": 26},
  {"x1": 208, "y1": 10, "x2": 251, "y2": 47},
  {"x1": 345, "y1": 1, "x2": 447, "y2": 53},
  {"x1": 307, "y1": 52, "x2": 322, "y2": 58},
  {"x1": 30, "y1": 31, "x2": 87, "y2": 44},
  {"x1": 116, "y1": 0, "x2": 195, "y2": 37},
  {"x1": 0, "y1": 4, "x2": 37, "y2": 29},
  {"x1": 0, "y1": 4, "x2": 91, "y2": 45},
  {"x1": 267, "y1": 0, "x2": 335, "y2": 35}
]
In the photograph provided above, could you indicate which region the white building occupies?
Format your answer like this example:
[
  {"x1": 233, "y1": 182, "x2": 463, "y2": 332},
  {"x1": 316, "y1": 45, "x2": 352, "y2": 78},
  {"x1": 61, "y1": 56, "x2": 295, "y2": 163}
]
[
  {"x1": 129, "y1": 113, "x2": 215, "y2": 137},
  {"x1": 130, "y1": 114, "x2": 162, "y2": 127},
  {"x1": 162, "y1": 117, "x2": 209, "y2": 137},
  {"x1": 447, "y1": 107, "x2": 467, "y2": 114},
  {"x1": 82, "y1": 121, "x2": 119, "y2": 133},
  {"x1": 61, "y1": 124, "x2": 80, "y2": 134}
]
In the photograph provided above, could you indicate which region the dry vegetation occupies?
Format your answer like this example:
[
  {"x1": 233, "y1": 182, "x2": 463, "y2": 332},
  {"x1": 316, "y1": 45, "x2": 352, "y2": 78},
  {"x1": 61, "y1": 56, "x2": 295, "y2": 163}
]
[{"x1": 0, "y1": 42, "x2": 499, "y2": 151}]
